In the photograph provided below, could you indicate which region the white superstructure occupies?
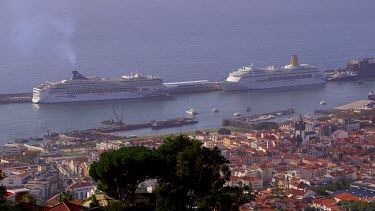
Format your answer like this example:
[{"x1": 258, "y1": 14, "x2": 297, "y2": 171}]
[
  {"x1": 218, "y1": 55, "x2": 326, "y2": 90},
  {"x1": 32, "y1": 71, "x2": 168, "y2": 103}
]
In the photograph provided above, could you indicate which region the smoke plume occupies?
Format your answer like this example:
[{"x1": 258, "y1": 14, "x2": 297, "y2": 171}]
[{"x1": 11, "y1": 16, "x2": 77, "y2": 68}]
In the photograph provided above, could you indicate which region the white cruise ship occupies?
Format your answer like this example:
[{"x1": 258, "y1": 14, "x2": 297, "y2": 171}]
[
  {"x1": 32, "y1": 71, "x2": 168, "y2": 103},
  {"x1": 218, "y1": 55, "x2": 326, "y2": 90}
]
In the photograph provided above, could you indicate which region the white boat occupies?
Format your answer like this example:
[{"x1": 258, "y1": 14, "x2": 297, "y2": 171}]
[
  {"x1": 186, "y1": 108, "x2": 198, "y2": 115},
  {"x1": 326, "y1": 71, "x2": 357, "y2": 81},
  {"x1": 218, "y1": 55, "x2": 326, "y2": 90},
  {"x1": 234, "y1": 112, "x2": 241, "y2": 116},
  {"x1": 268, "y1": 115, "x2": 276, "y2": 119},
  {"x1": 257, "y1": 115, "x2": 269, "y2": 121},
  {"x1": 186, "y1": 97, "x2": 198, "y2": 115},
  {"x1": 32, "y1": 71, "x2": 168, "y2": 103},
  {"x1": 320, "y1": 101, "x2": 326, "y2": 105}
]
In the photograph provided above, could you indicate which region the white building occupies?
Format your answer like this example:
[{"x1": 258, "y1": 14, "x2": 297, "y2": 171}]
[{"x1": 66, "y1": 178, "x2": 97, "y2": 200}]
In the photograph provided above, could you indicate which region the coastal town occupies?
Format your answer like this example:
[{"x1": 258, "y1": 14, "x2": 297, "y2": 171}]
[{"x1": 1, "y1": 100, "x2": 375, "y2": 210}]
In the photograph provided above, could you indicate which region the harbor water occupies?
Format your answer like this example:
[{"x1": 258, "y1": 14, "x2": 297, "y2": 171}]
[
  {"x1": 0, "y1": 0, "x2": 375, "y2": 143},
  {"x1": 1, "y1": 80, "x2": 375, "y2": 144}
]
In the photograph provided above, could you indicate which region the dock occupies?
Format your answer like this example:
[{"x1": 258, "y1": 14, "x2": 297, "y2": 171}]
[
  {"x1": 0, "y1": 93, "x2": 32, "y2": 104},
  {"x1": 96, "y1": 117, "x2": 197, "y2": 133},
  {"x1": 246, "y1": 108, "x2": 294, "y2": 121},
  {"x1": 333, "y1": 100, "x2": 373, "y2": 110},
  {"x1": 222, "y1": 108, "x2": 294, "y2": 129},
  {"x1": 315, "y1": 100, "x2": 373, "y2": 114}
]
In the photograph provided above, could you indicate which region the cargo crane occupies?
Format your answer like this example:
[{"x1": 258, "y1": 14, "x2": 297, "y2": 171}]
[{"x1": 101, "y1": 106, "x2": 125, "y2": 125}]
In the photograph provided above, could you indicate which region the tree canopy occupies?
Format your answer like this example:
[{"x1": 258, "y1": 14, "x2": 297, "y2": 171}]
[
  {"x1": 89, "y1": 135, "x2": 251, "y2": 210},
  {"x1": 218, "y1": 128, "x2": 231, "y2": 135},
  {"x1": 89, "y1": 146, "x2": 158, "y2": 203}
]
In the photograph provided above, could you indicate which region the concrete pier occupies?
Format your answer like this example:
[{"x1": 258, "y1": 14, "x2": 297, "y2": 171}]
[{"x1": 0, "y1": 93, "x2": 32, "y2": 104}]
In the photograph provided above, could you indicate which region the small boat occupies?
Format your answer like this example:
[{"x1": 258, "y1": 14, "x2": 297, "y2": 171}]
[
  {"x1": 245, "y1": 107, "x2": 251, "y2": 112},
  {"x1": 267, "y1": 115, "x2": 276, "y2": 119},
  {"x1": 186, "y1": 108, "x2": 198, "y2": 115},
  {"x1": 276, "y1": 112, "x2": 283, "y2": 116},
  {"x1": 320, "y1": 101, "x2": 326, "y2": 105},
  {"x1": 357, "y1": 80, "x2": 365, "y2": 84},
  {"x1": 211, "y1": 107, "x2": 219, "y2": 112},
  {"x1": 234, "y1": 112, "x2": 241, "y2": 116},
  {"x1": 368, "y1": 90, "x2": 375, "y2": 100},
  {"x1": 186, "y1": 97, "x2": 198, "y2": 115},
  {"x1": 257, "y1": 115, "x2": 269, "y2": 121},
  {"x1": 101, "y1": 119, "x2": 115, "y2": 124}
]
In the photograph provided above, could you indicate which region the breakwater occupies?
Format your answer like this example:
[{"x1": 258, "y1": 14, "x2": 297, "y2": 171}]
[{"x1": 0, "y1": 93, "x2": 32, "y2": 104}]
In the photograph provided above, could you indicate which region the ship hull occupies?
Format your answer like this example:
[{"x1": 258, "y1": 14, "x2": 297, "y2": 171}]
[
  {"x1": 33, "y1": 91, "x2": 168, "y2": 104},
  {"x1": 218, "y1": 78, "x2": 326, "y2": 91}
]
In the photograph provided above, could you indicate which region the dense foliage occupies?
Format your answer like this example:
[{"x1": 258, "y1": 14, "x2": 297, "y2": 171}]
[
  {"x1": 0, "y1": 170, "x2": 10, "y2": 210},
  {"x1": 218, "y1": 128, "x2": 231, "y2": 135},
  {"x1": 339, "y1": 200, "x2": 375, "y2": 211},
  {"x1": 90, "y1": 146, "x2": 158, "y2": 204},
  {"x1": 90, "y1": 135, "x2": 252, "y2": 210},
  {"x1": 254, "y1": 122, "x2": 279, "y2": 130},
  {"x1": 311, "y1": 177, "x2": 350, "y2": 196}
]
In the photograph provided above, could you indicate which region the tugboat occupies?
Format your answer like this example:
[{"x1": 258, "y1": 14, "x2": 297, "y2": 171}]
[{"x1": 369, "y1": 90, "x2": 375, "y2": 100}]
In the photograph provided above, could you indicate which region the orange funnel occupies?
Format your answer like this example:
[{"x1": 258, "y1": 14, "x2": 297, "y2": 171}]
[{"x1": 290, "y1": 55, "x2": 299, "y2": 66}]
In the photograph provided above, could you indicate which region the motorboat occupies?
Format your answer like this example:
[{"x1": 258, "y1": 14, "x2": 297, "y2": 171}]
[
  {"x1": 186, "y1": 108, "x2": 198, "y2": 115},
  {"x1": 234, "y1": 112, "x2": 241, "y2": 116}
]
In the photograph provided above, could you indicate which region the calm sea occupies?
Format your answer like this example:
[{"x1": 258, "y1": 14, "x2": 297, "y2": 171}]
[{"x1": 0, "y1": 0, "x2": 375, "y2": 144}]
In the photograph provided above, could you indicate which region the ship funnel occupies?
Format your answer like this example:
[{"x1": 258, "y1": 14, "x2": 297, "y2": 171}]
[
  {"x1": 72, "y1": 71, "x2": 88, "y2": 80},
  {"x1": 290, "y1": 55, "x2": 299, "y2": 66}
]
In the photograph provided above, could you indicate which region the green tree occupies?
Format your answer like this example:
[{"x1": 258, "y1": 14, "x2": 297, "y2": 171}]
[
  {"x1": 58, "y1": 191, "x2": 73, "y2": 202},
  {"x1": 90, "y1": 146, "x2": 158, "y2": 204},
  {"x1": 218, "y1": 128, "x2": 231, "y2": 135},
  {"x1": 154, "y1": 135, "x2": 231, "y2": 211},
  {"x1": 89, "y1": 194, "x2": 100, "y2": 208},
  {"x1": 104, "y1": 200, "x2": 128, "y2": 211},
  {"x1": 90, "y1": 135, "x2": 249, "y2": 211},
  {"x1": 0, "y1": 170, "x2": 11, "y2": 210}
]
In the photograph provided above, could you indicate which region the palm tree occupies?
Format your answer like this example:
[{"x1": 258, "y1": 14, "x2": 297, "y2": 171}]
[{"x1": 58, "y1": 191, "x2": 73, "y2": 202}]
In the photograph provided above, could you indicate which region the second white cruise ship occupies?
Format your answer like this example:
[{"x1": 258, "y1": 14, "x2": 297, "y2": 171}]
[
  {"x1": 32, "y1": 71, "x2": 168, "y2": 103},
  {"x1": 218, "y1": 55, "x2": 326, "y2": 90}
]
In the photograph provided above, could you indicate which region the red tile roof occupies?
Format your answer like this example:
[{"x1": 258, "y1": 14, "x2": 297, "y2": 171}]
[
  {"x1": 45, "y1": 201, "x2": 86, "y2": 211},
  {"x1": 334, "y1": 192, "x2": 362, "y2": 202}
]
